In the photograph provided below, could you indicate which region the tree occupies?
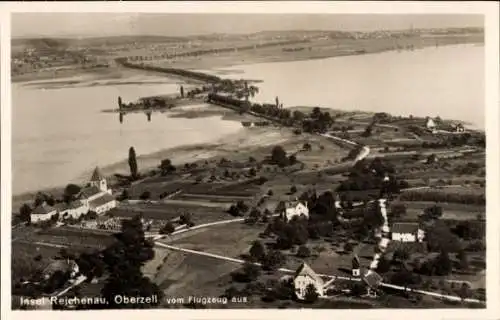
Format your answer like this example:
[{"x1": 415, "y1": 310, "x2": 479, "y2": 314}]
[
  {"x1": 159, "y1": 158, "x2": 176, "y2": 175},
  {"x1": 180, "y1": 212, "x2": 192, "y2": 225},
  {"x1": 304, "y1": 283, "x2": 319, "y2": 303},
  {"x1": 236, "y1": 201, "x2": 249, "y2": 213},
  {"x1": 391, "y1": 203, "x2": 406, "y2": 218},
  {"x1": 344, "y1": 242, "x2": 354, "y2": 253},
  {"x1": 44, "y1": 270, "x2": 71, "y2": 294},
  {"x1": 19, "y1": 203, "x2": 32, "y2": 224},
  {"x1": 311, "y1": 107, "x2": 321, "y2": 119},
  {"x1": 128, "y1": 147, "x2": 138, "y2": 179},
  {"x1": 139, "y1": 191, "x2": 151, "y2": 201},
  {"x1": 262, "y1": 250, "x2": 286, "y2": 271},
  {"x1": 86, "y1": 211, "x2": 98, "y2": 220},
  {"x1": 293, "y1": 111, "x2": 306, "y2": 123},
  {"x1": 159, "y1": 222, "x2": 176, "y2": 235},
  {"x1": 249, "y1": 240, "x2": 266, "y2": 261},
  {"x1": 118, "y1": 189, "x2": 129, "y2": 201},
  {"x1": 376, "y1": 255, "x2": 391, "y2": 273},
  {"x1": 458, "y1": 250, "x2": 469, "y2": 270},
  {"x1": 361, "y1": 124, "x2": 373, "y2": 137},
  {"x1": 249, "y1": 167, "x2": 257, "y2": 177},
  {"x1": 228, "y1": 205, "x2": 242, "y2": 217},
  {"x1": 424, "y1": 204, "x2": 443, "y2": 219},
  {"x1": 392, "y1": 248, "x2": 410, "y2": 264},
  {"x1": 101, "y1": 215, "x2": 161, "y2": 309},
  {"x1": 76, "y1": 252, "x2": 106, "y2": 281},
  {"x1": 242, "y1": 262, "x2": 261, "y2": 281},
  {"x1": 290, "y1": 185, "x2": 297, "y2": 194},
  {"x1": 433, "y1": 250, "x2": 453, "y2": 276},
  {"x1": 296, "y1": 245, "x2": 311, "y2": 258},
  {"x1": 63, "y1": 183, "x2": 81, "y2": 203},
  {"x1": 180, "y1": 85, "x2": 185, "y2": 98},
  {"x1": 391, "y1": 269, "x2": 421, "y2": 288},
  {"x1": 458, "y1": 283, "x2": 471, "y2": 301},
  {"x1": 271, "y1": 145, "x2": 288, "y2": 167},
  {"x1": 246, "y1": 208, "x2": 261, "y2": 224}
]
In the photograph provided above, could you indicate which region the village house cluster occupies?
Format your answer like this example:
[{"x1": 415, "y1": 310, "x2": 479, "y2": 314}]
[
  {"x1": 276, "y1": 197, "x2": 426, "y2": 301},
  {"x1": 30, "y1": 167, "x2": 117, "y2": 223},
  {"x1": 425, "y1": 116, "x2": 465, "y2": 134}
]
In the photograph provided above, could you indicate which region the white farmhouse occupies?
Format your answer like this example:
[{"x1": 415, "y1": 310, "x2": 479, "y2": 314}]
[
  {"x1": 278, "y1": 200, "x2": 309, "y2": 222},
  {"x1": 293, "y1": 262, "x2": 326, "y2": 300},
  {"x1": 30, "y1": 203, "x2": 58, "y2": 223},
  {"x1": 425, "y1": 117, "x2": 437, "y2": 133},
  {"x1": 55, "y1": 200, "x2": 88, "y2": 220},
  {"x1": 453, "y1": 123, "x2": 465, "y2": 133},
  {"x1": 391, "y1": 222, "x2": 425, "y2": 243}
]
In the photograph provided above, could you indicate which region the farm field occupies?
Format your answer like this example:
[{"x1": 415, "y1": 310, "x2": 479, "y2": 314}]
[
  {"x1": 162, "y1": 222, "x2": 265, "y2": 257},
  {"x1": 13, "y1": 227, "x2": 117, "y2": 251},
  {"x1": 398, "y1": 201, "x2": 485, "y2": 220},
  {"x1": 111, "y1": 201, "x2": 232, "y2": 223},
  {"x1": 152, "y1": 221, "x2": 267, "y2": 304}
]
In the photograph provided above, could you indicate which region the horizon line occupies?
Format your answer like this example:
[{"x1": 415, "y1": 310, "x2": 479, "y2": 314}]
[{"x1": 11, "y1": 26, "x2": 485, "y2": 40}]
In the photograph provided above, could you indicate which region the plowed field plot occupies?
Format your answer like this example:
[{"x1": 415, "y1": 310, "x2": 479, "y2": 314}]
[
  {"x1": 19, "y1": 227, "x2": 117, "y2": 250},
  {"x1": 399, "y1": 201, "x2": 485, "y2": 220},
  {"x1": 112, "y1": 202, "x2": 230, "y2": 223}
]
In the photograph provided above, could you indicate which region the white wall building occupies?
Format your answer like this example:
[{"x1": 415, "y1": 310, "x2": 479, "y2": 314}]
[
  {"x1": 56, "y1": 200, "x2": 88, "y2": 220},
  {"x1": 30, "y1": 167, "x2": 117, "y2": 223},
  {"x1": 391, "y1": 222, "x2": 425, "y2": 243},
  {"x1": 30, "y1": 203, "x2": 58, "y2": 223},
  {"x1": 293, "y1": 262, "x2": 326, "y2": 300},
  {"x1": 279, "y1": 200, "x2": 309, "y2": 222},
  {"x1": 425, "y1": 117, "x2": 437, "y2": 133}
]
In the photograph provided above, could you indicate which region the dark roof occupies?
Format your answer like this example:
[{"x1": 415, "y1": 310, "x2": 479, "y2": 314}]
[
  {"x1": 90, "y1": 167, "x2": 105, "y2": 181},
  {"x1": 392, "y1": 222, "x2": 419, "y2": 234},
  {"x1": 55, "y1": 200, "x2": 84, "y2": 211},
  {"x1": 294, "y1": 262, "x2": 324, "y2": 285},
  {"x1": 352, "y1": 255, "x2": 361, "y2": 269},
  {"x1": 80, "y1": 186, "x2": 101, "y2": 199},
  {"x1": 89, "y1": 194, "x2": 115, "y2": 208},
  {"x1": 32, "y1": 204, "x2": 57, "y2": 215},
  {"x1": 43, "y1": 259, "x2": 77, "y2": 276},
  {"x1": 363, "y1": 271, "x2": 383, "y2": 288}
]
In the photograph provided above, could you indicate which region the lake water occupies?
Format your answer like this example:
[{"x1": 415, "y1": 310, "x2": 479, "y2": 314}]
[
  {"x1": 13, "y1": 44, "x2": 484, "y2": 195},
  {"x1": 12, "y1": 79, "x2": 242, "y2": 195},
  {"x1": 208, "y1": 44, "x2": 485, "y2": 128}
]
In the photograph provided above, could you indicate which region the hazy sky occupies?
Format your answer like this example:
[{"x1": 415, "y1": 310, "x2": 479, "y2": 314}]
[{"x1": 12, "y1": 13, "x2": 483, "y2": 38}]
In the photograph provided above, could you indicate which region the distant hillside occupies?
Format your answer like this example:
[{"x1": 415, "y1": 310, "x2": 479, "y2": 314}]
[
  {"x1": 11, "y1": 27, "x2": 484, "y2": 52},
  {"x1": 11, "y1": 35, "x2": 189, "y2": 51}
]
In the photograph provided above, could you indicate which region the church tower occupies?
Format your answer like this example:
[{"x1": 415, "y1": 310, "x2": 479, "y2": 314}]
[{"x1": 90, "y1": 166, "x2": 108, "y2": 193}]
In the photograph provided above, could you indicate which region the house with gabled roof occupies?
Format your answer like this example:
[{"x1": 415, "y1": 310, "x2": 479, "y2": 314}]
[
  {"x1": 452, "y1": 123, "x2": 465, "y2": 133},
  {"x1": 31, "y1": 202, "x2": 58, "y2": 223},
  {"x1": 278, "y1": 200, "x2": 309, "y2": 222},
  {"x1": 391, "y1": 222, "x2": 425, "y2": 243},
  {"x1": 363, "y1": 270, "x2": 383, "y2": 298},
  {"x1": 89, "y1": 193, "x2": 117, "y2": 215},
  {"x1": 293, "y1": 262, "x2": 326, "y2": 300},
  {"x1": 55, "y1": 200, "x2": 87, "y2": 220}
]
